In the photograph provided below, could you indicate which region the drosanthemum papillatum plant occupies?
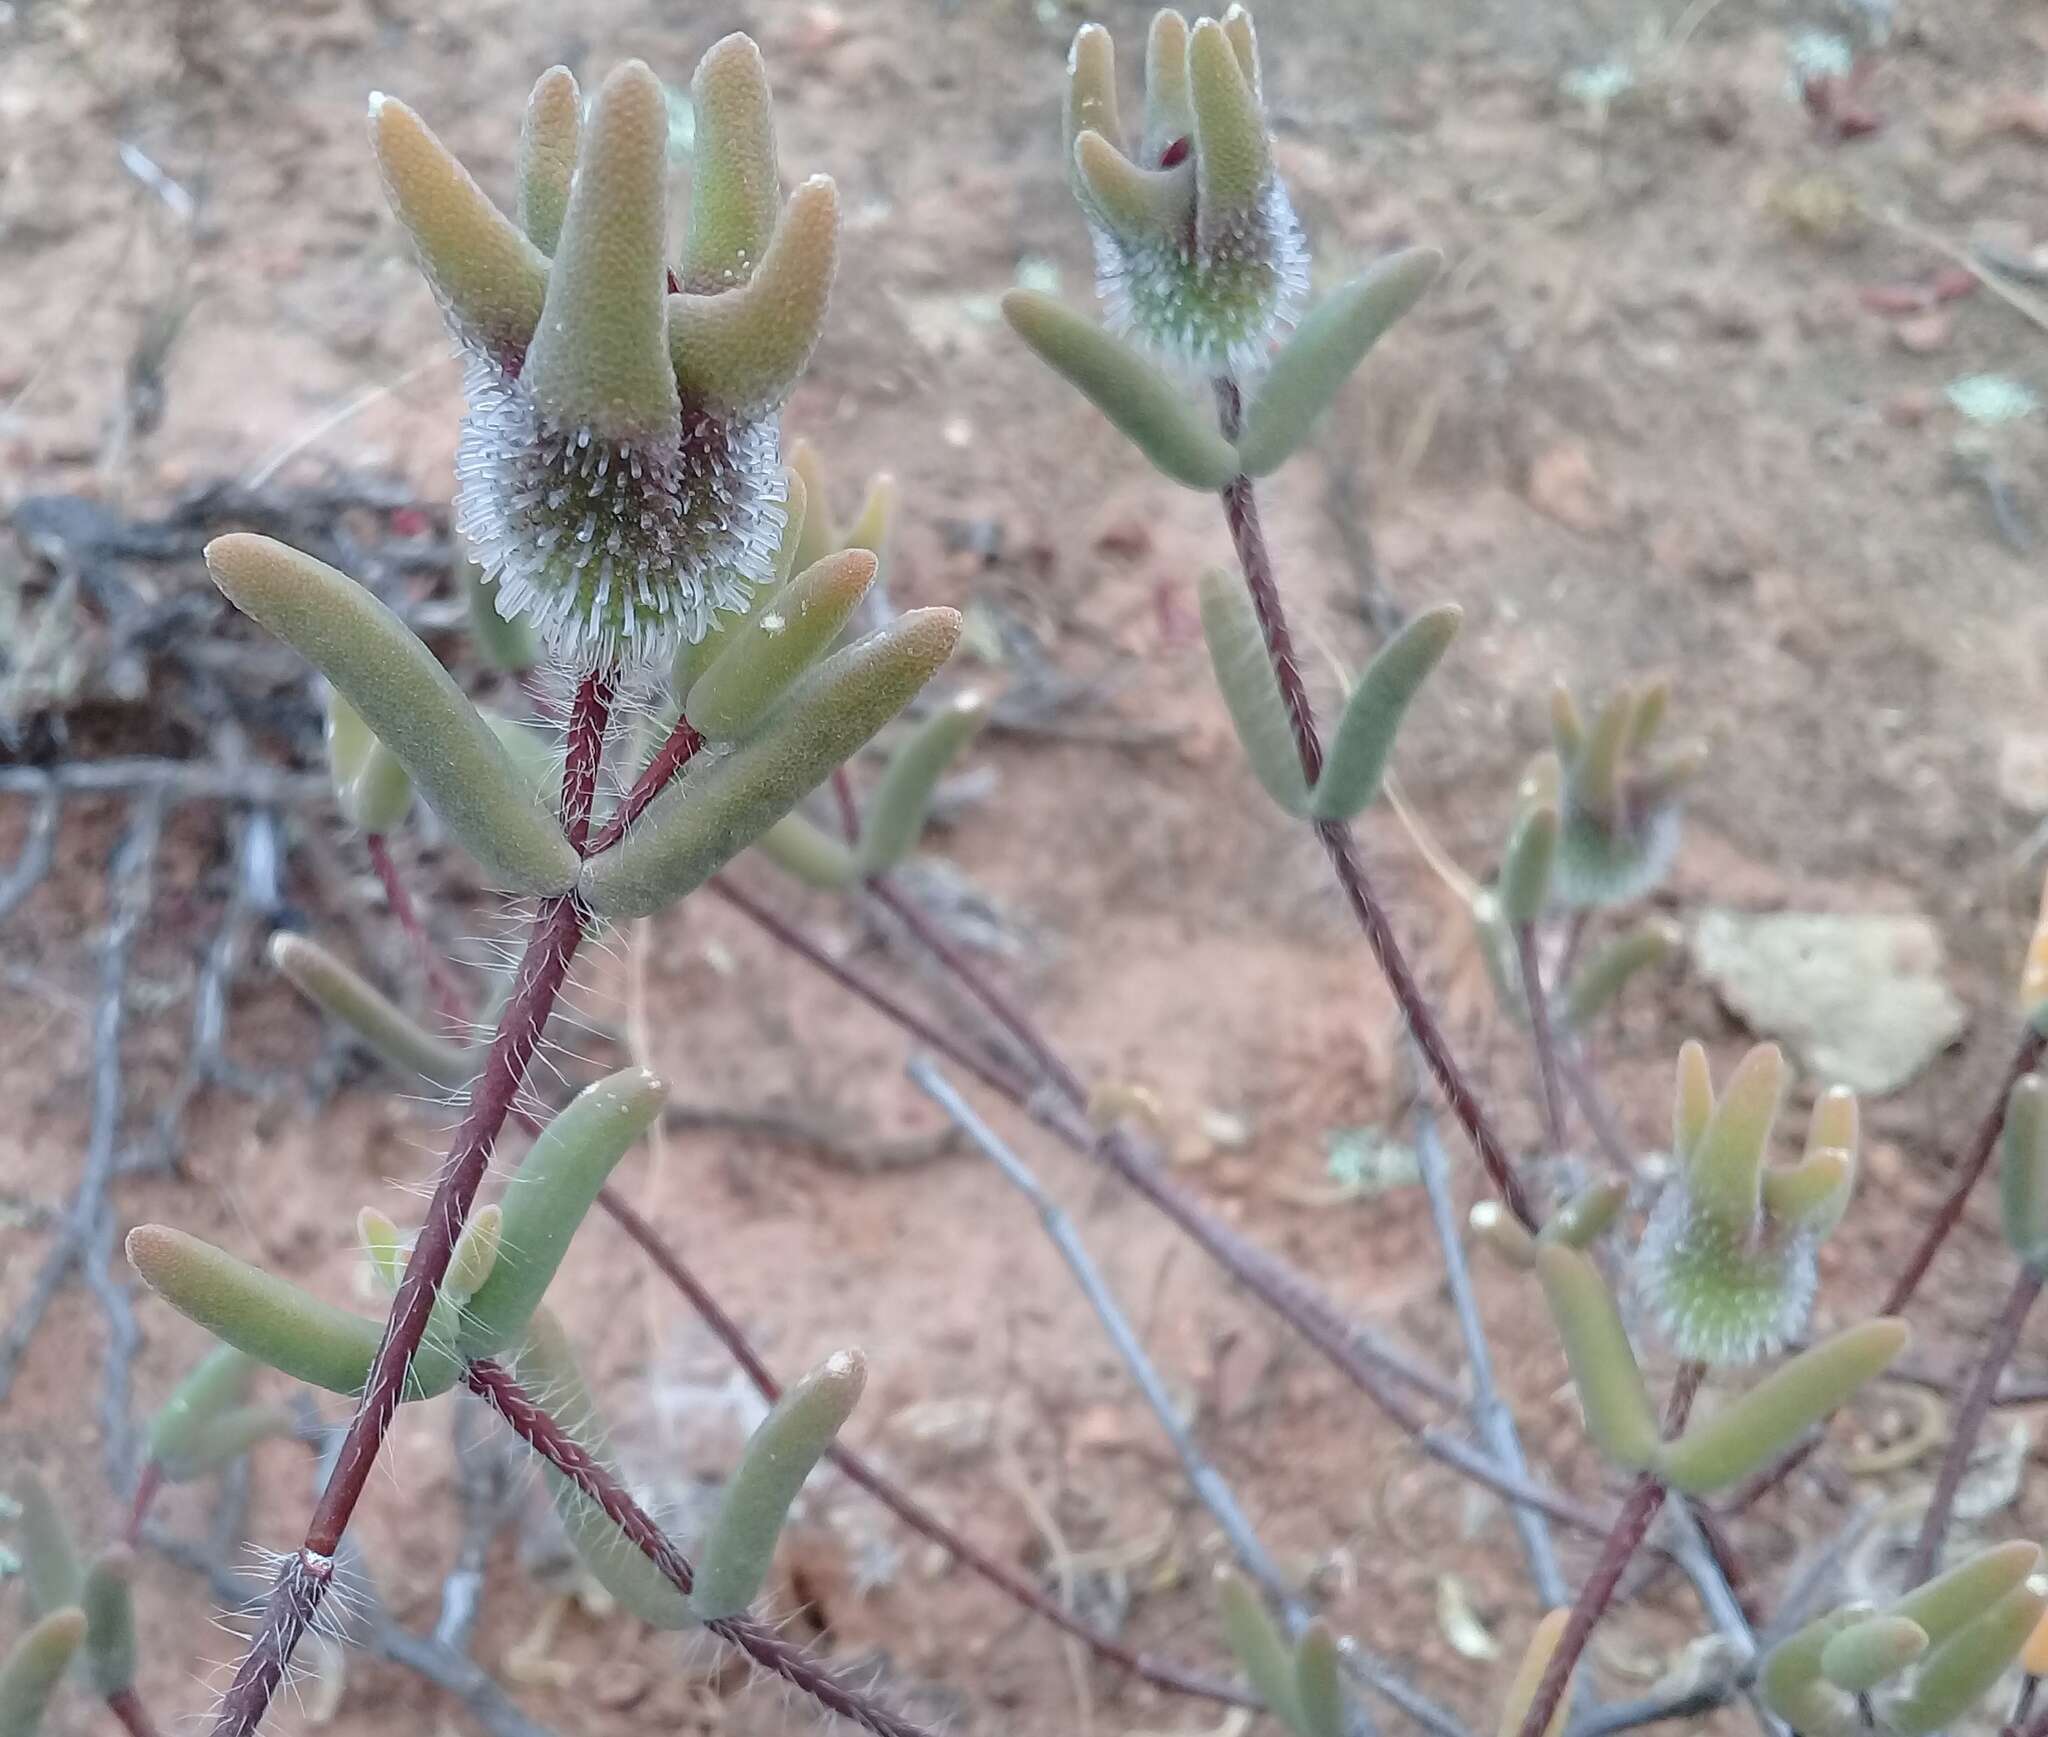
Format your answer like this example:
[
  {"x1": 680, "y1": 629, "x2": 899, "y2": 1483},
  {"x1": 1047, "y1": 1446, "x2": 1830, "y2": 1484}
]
[{"x1": 15, "y1": 14, "x2": 2048, "y2": 1737}]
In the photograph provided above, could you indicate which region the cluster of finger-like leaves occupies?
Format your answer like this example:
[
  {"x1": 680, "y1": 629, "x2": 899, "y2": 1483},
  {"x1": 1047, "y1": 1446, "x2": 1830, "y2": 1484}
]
[
  {"x1": 1004, "y1": 8, "x2": 1442, "y2": 490},
  {"x1": 1523, "y1": 680, "x2": 1704, "y2": 911},
  {"x1": 1478, "y1": 1051, "x2": 1899, "y2": 1489},
  {"x1": 1635, "y1": 1041, "x2": 1859, "y2": 1364},
  {"x1": 376, "y1": 44, "x2": 835, "y2": 666},
  {"x1": 1761, "y1": 1543, "x2": 2048, "y2": 1737},
  {"x1": 1215, "y1": 1573, "x2": 1348, "y2": 1737}
]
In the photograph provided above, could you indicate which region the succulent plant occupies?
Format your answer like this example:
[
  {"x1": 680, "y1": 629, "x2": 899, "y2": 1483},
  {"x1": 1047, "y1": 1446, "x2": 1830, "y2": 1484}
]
[
  {"x1": 374, "y1": 47, "x2": 840, "y2": 669},
  {"x1": 1632, "y1": 1042, "x2": 1859, "y2": 1364}
]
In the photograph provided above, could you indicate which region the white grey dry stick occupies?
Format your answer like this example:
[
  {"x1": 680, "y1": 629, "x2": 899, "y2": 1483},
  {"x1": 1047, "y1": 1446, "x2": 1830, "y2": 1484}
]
[{"x1": 909, "y1": 1057, "x2": 1474, "y2": 1737}]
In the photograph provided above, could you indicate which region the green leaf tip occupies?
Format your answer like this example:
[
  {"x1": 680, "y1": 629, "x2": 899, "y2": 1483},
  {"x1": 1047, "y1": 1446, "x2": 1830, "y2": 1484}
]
[
  {"x1": 1499, "y1": 804, "x2": 1558, "y2": 928},
  {"x1": 80, "y1": 1551, "x2": 138, "y2": 1698},
  {"x1": 16, "y1": 1470, "x2": 81, "y2": 1618},
  {"x1": 146, "y1": 1344, "x2": 260, "y2": 1477},
  {"x1": 684, "y1": 547, "x2": 878, "y2": 741},
  {"x1": 1188, "y1": 16, "x2": 1267, "y2": 246},
  {"x1": 856, "y1": 691, "x2": 990, "y2": 875},
  {"x1": 1818, "y1": 1614, "x2": 1926, "y2": 1694},
  {"x1": 752, "y1": 812, "x2": 861, "y2": 889},
  {"x1": 1236, "y1": 249, "x2": 1442, "y2": 477},
  {"x1": 1310, "y1": 603, "x2": 1461, "y2": 821},
  {"x1": 206, "y1": 535, "x2": 578, "y2": 895},
  {"x1": 584, "y1": 608, "x2": 962, "y2": 920},
  {"x1": 1541, "y1": 1180, "x2": 1626, "y2": 1251},
  {"x1": 1892, "y1": 1541, "x2": 2042, "y2": 1645},
  {"x1": 1548, "y1": 677, "x2": 1695, "y2": 909},
  {"x1": 690, "y1": 1348, "x2": 868, "y2": 1620},
  {"x1": 522, "y1": 60, "x2": 679, "y2": 444},
  {"x1": 1001, "y1": 290, "x2": 1240, "y2": 491},
  {"x1": 460, "y1": 1068, "x2": 668, "y2": 1355},
  {"x1": 125, "y1": 1224, "x2": 460, "y2": 1401},
  {"x1": 1292, "y1": 1624, "x2": 1345, "y2": 1737},
  {"x1": 516, "y1": 66, "x2": 580, "y2": 254},
  {"x1": 0, "y1": 1608, "x2": 86, "y2": 1737},
  {"x1": 671, "y1": 174, "x2": 839, "y2": 416},
  {"x1": 1074, "y1": 129, "x2": 1194, "y2": 246},
  {"x1": 1889, "y1": 1577, "x2": 2048, "y2": 1736},
  {"x1": 1216, "y1": 1571, "x2": 1304, "y2": 1732},
  {"x1": 1657, "y1": 1318, "x2": 1908, "y2": 1494},
  {"x1": 370, "y1": 90, "x2": 549, "y2": 360},
  {"x1": 1683, "y1": 1042, "x2": 1787, "y2": 1230},
  {"x1": 2002, "y1": 1073, "x2": 2048, "y2": 1267},
  {"x1": 1470, "y1": 1199, "x2": 1536, "y2": 1270},
  {"x1": 1564, "y1": 918, "x2": 1681, "y2": 1027},
  {"x1": 1535, "y1": 1242, "x2": 1659, "y2": 1470},
  {"x1": 270, "y1": 932, "x2": 472, "y2": 1089},
  {"x1": 1198, "y1": 567, "x2": 1310, "y2": 817},
  {"x1": 684, "y1": 34, "x2": 783, "y2": 293}
]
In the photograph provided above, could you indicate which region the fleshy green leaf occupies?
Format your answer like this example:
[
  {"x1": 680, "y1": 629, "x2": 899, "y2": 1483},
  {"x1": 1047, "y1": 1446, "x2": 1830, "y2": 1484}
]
[
  {"x1": 0, "y1": 1609, "x2": 85, "y2": 1737},
  {"x1": 1499, "y1": 805, "x2": 1557, "y2": 928},
  {"x1": 445, "y1": 1204, "x2": 504, "y2": 1303},
  {"x1": 1889, "y1": 1580, "x2": 2048, "y2": 1736},
  {"x1": 855, "y1": 693, "x2": 989, "y2": 875},
  {"x1": 690, "y1": 1349, "x2": 868, "y2": 1619},
  {"x1": 206, "y1": 535, "x2": 578, "y2": 896},
  {"x1": 682, "y1": 34, "x2": 782, "y2": 293},
  {"x1": 1074, "y1": 130, "x2": 1193, "y2": 246},
  {"x1": 1818, "y1": 1614, "x2": 1926, "y2": 1693},
  {"x1": 1683, "y1": 1043, "x2": 1785, "y2": 1231},
  {"x1": 369, "y1": 93, "x2": 548, "y2": 359},
  {"x1": 584, "y1": 609, "x2": 961, "y2": 920},
  {"x1": 1658, "y1": 1319, "x2": 1908, "y2": 1495},
  {"x1": 145, "y1": 1345, "x2": 260, "y2": 1478},
  {"x1": 80, "y1": 1552, "x2": 137, "y2": 1698},
  {"x1": 516, "y1": 66, "x2": 580, "y2": 254},
  {"x1": 270, "y1": 933, "x2": 473, "y2": 1090},
  {"x1": 1198, "y1": 568, "x2": 1310, "y2": 816},
  {"x1": 1216, "y1": 1572, "x2": 1304, "y2": 1731},
  {"x1": 521, "y1": 61, "x2": 679, "y2": 444},
  {"x1": 685, "y1": 550, "x2": 876, "y2": 742},
  {"x1": 751, "y1": 811, "x2": 860, "y2": 889},
  {"x1": 1309, "y1": 605, "x2": 1461, "y2": 821},
  {"x1": 1293, "y1": 1623, "x2": 1345, "y2": 1737},
  {"x1": 460, "y1": 1069, "x2": 668, "y2": 1355},
  {"x1": 1760, "y1": 1609, "x2": 1865, "y2": 1737},
  {"x1": 1065, "y1": 23, "x2": 1122, "y2": 165},
  {"x1": 1001, "y1": 290, "x2": 1239, "y2": 491},
  {"x1": 1535, "y1": 1244, "x2": 1659, "y2": 1469},
  {"x1": 15, "y1": 1472, "x2": 80, "y2": 1618},
  {"x1": 1564, "y1": 920, "x2": 1681, "y2": 1027},
  {"x1": 2002, "y1": 1074, "x2": 2048, "y2": 1267},
  {"x1": 1236, "y1": 250, "x2": 1442, "y2": 476},
  {"x1": 1540, "y1": 1181, "x2": 1626, "y2": 1251},
  {"x1": 125, "y1": 1225, "x2": 461, "y2": 1401},
  {"x1": 1892, "y1": 1541, "x2": 2042, "y2": 1645},
  {"x1": 1188, "y1": 18, "x2": 1266, "y2": 247}
]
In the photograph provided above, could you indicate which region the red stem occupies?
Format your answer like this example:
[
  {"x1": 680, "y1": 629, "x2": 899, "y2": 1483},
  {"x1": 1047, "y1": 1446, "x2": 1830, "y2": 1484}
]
[
  {"x1": 1211, "y1": 379, "x2": 1537, "y2": 1232},
  {"x1": 211, "y1": 670, "x2": 613, "y2": 1737},
  {"x1": 1908, "y1": 1263, "x2": 2043, "y2": 1583},
  {"x1": 365, "y1": 832, "x2": 468, "y2": 1031},
  {"x1": 464, "y1": 1359, "x2": 938, "y2": 1737},
  {"x1": 125, "y1": 1460, "x2": 164, "y2": 1548},
  {"x1": 559, "y1": 672, "x2": 614, "y2": 851},
  {"x1": 587, "y1": 714, "x2": 705, "y2": 855},
  {"x1": 591, "y1": 1186, "x2": 1254, "y2": 1707},
  {"x1": 830, "y1": 764, "x2": 862, "y2": 844}
]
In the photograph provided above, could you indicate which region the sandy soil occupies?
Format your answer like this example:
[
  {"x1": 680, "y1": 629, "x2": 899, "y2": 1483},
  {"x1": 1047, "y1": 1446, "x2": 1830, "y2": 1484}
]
[{"x1": 6, "y1": 1, "x2": 2048, "y2": 1735}]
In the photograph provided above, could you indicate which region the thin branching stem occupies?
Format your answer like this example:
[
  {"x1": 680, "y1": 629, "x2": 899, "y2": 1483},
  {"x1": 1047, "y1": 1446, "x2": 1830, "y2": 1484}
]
[
  {"x1": 463, "y1": 1359, "x2": 940, "y2": 1737},
  {"x1": 590, "y1": 1185, "x2": 1255, "y2": 1708},
  {"x1": 364, "y1": 831, "x2": 469, "y2": 1029},
  {"x1": 587, "y1": 714, "x2": 705, "y2": 854},
  {"x1": 912, "y1": 1057, "x2": 1472, "y2": 1737},
  {"x1": 211, "y1": 670, "x2": 612, "y2": 1737},
  {"x1": 1908, "y1": 1263, "x2": 2044, "y2": 1583},
  {"x1": 1211, "y1": 378, "x2": 1538, "y2": 1232}
]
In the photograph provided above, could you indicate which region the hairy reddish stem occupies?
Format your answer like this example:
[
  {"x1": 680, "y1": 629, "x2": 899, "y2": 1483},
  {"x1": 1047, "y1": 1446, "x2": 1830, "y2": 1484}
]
[
  {"x1": 1908, "y1": 1263, "x2": 2043, "y2": 1583},
  {"x1": 212, "y1": 671, "x2": 612, "y2": 1737},
  {"x1": 591, "y1": 1185, "x2": 1254, "y2": 1708},
  {"x1": 464, "y1": 1358, "x2": 938, "y2": 1737},
  {"x1": 365, "y1": 832, "x2": 470, "y2": 1030},
  {"x1": 588, "y1": 714, "x2": 705, "y2": 854},
  {"x1": 1212, "y1": 381, "x2": 1537, "y2": 1231},
  {"x1": 126, "y1": 1460, "x2": 164, "y2": 1547}
]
